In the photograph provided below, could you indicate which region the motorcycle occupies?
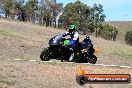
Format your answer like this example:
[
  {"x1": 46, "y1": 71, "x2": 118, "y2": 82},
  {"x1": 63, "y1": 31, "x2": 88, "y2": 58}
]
[{"x1": 40, "y1": 33, "x2": 97, "y2": 64}]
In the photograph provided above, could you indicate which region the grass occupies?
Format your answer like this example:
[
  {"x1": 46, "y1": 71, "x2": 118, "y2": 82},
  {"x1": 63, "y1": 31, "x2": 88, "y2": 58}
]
[
  {"x1": 0, "y1": 19, "x2": 132, "y2": 88},
  {"x1": 117, "y1": 28, "x2": 132, "y2": 41},
  {"x1": 1, "y1": 28, "x2": 132, "y2": 60},
  {"x1": 94, "y1": 21, "x2": 132, "y2": 59},
  {"x1": 0, "y1": 76, "x2": 15, "y2": 86},
  {"x1": 0, "y1": 79, "x2": 15, "y2": 86},
  {"x1": 0, "y1": 28, "x2": 28, "y2": 38},
  {"x1": 94, "y1": 42, "x2": 132, "y2": 59},
  {"x1": 41, "y1": 60, "x2": 78, "y2": 67},
  {"x1": 108, "y1": 21, "x2": 132, "y2": 41},
  {"x1": 0, "y1": 19, "x2": 132, "y2": 60},
  {"x1": 128, "y1": 86, "x2": 132, "y2": 88},
  {"x1": 0, "y1": 53, "x2": 31, "y2": 61},
  {"x1": 111, "y1": 46, "x2": 132, "y2": 59},
  {"x1": 0, "y1": 28, "x2": 47, "y2": 42}
]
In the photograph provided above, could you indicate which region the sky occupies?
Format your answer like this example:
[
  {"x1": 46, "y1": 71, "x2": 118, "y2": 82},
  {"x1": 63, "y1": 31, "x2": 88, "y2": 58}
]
[{"x1": 57, "y1": 0, "x2": 132, "y2": 21}]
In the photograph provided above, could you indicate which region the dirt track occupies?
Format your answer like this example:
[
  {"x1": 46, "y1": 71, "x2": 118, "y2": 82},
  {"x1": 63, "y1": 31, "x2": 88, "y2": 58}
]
[
  {"x1": 0, "y1": 19, "x2": 132, "y2": 88},
  {"x1": 0, "y1": 60, "x2": 132, "y2": 88}
]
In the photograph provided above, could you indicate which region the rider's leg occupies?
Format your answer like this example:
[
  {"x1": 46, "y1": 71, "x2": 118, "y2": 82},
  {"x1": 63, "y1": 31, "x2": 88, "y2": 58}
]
[
  {"x1": 69, "y1": 52, "x2": 74, "y2": 61},
  {"x1": 69, "y1": 38, "x2": 79, "y2": 61},
  {"x1": 68, "y1": 46, "x2": 74, "y2": 61}
]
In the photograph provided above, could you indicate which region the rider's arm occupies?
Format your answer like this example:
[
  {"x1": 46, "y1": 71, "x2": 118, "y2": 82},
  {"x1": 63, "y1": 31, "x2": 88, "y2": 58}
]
[
  {"x1": 73, "y1": 31, "x2": 79, "y2": 40},
  {"x1": 69, "y1": 31, "x2": 79, "y2": 45},
  {"x1": 63, "y1": 32, "x2": 70, "y2": 37},
  {"x1": 65, "y1": 32, "x2": 70, "y2": 35}
]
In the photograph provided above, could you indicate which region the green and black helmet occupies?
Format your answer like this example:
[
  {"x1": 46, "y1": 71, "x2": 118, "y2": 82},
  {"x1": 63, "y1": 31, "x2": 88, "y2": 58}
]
[{"x1": 68, "y1": 24, "x2": 77, "y2": 33}]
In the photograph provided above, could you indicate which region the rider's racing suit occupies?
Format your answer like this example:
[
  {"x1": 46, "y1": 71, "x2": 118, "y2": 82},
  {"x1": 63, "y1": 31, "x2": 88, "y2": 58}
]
[{"x1": 65, "y1": 31, "x2": 79, "y2": 61}]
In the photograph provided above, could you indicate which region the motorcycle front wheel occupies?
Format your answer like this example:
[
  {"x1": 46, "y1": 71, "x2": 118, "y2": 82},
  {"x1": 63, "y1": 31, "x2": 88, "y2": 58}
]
[{"x1": 40, "y1": 47, "x2": 51, "y2": 61}]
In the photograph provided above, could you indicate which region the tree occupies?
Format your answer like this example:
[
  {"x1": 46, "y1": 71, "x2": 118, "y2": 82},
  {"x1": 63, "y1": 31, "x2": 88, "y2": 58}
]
[
  {"x1": 2, "y1": 0, "x2": 25, "y2": 19},
  {"x1": 2, "y1": 0, "x2": 13, "y2": 18},
  {"x1": 111, "y1": 27, "x2": 118, "y2": 41},
  {"x1": 98, "y1": 24, "x2": 118, "y2": 41},
  {"x1": 125, "y1": 30, "x2": 132, "y2": 46},
  {"x1": 59, "y1": 1, "x2": 106, "y2": 35},
  {"x1": 24, "y1": 0, "x2": 37, "y2": 22},
  {"x1": 38, "y1": 0, "x2": 62, "y2": 27},
  {"x1": 59, "y1": 1, "x2": 88, "y2": 31},
  {"x1": 91, "y1": 4, "x2": 106, "y2": 37},
  {"x1": 0, "y1": 1, "x2": 4, "y2": 16}
]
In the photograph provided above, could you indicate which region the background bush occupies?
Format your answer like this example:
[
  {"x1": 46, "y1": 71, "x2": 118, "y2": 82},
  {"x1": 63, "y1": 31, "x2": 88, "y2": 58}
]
[
  {"x1": 98, "y1": 24, "x2": 118, "y2": 41},
  {"x1": 125, "y1": 30, "x2": 132, "y2": 45}
]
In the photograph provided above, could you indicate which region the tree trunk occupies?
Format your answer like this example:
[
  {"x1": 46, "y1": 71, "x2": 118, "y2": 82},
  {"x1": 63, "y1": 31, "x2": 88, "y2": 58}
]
[
  {"x1": 95, "y1": 28, "x2": 97, "y2": 37},
  {"x1": 30, "y1": 16, "x2": 32, "y2": 22},
  {"x1": 54, "y1": 18, "x2": 56, "y2": 28},
  {"x1": 41, "y1": 16, "x2": 44, "y2": 26}
]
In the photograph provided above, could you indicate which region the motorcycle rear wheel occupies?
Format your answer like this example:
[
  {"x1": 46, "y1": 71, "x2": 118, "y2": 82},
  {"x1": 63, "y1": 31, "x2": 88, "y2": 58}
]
[{"x1": 89, "y1": 55, "x2": 97, "y2": 64}]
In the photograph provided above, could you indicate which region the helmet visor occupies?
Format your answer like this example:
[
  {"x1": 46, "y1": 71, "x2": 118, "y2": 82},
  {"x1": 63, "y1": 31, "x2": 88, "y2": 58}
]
[{"x1": 69, "y1": 29, "x2": 75, "y2": 33}]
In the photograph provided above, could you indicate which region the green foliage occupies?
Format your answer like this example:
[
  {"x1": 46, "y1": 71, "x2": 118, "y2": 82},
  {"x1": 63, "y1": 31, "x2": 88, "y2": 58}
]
[
  {"x1": 1, "y1": 0, "x2": 63, "y2": 26},
  {"x1": 0, "y1": 0, "x2": 105, "y2": 35},
  {"x1": 125, "y1": 30, "x2": 132, "y2": 45},
  {"x1": 2, "y1": 0, "x2": 24, "y2": 18},
  {"x1": 59, "y1": 1, "x2": 87, "y2": 29},
  {"x1": 25, "y1": 0, "x2": 37, "y2": 12},
  {"x1": 59, "y1": 1, "x2": 106, "y2": 35},
  {"x1": 99, "y1": 24, "x2": 118, "y2": 40},
  {"x1": 24, "y1": 0, "x2": 37, "y2": 21},
  {"x1": 2, "y1": 0, "x2": 13, "y2": 17},
  {"x1": 37, "y1": 0, "x2": 63, "y2": 27},
  {"x1": 14, "y1": 1, "x2": 23, "y2": 10},
  {"x1": 2, "y1": 0, "x2": 121, "y2": 42}
]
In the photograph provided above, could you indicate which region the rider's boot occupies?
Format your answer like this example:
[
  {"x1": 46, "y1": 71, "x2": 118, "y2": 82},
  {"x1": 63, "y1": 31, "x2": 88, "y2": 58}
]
[{"x1": 69, "y1": 53, "x2": 74, "y2": 61}]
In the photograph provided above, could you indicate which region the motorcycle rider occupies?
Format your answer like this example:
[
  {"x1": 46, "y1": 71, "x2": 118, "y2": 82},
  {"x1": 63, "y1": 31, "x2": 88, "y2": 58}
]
[
  {"x1": 63, "y1": 24, "x2": 93, "y2": 61},
  {"x1": 63, "y1": 24, "x2": 79, "y2": 61}
]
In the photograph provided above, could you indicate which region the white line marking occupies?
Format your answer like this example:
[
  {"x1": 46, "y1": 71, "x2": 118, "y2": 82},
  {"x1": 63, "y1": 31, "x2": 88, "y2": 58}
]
[
  {"x1": 66, "y1": 62, "x2": 75, "y2": 64},
  {"x1": 82, "y1": 63, "x2": 132, "y2": 69},
  {"x1": 14, "y1": 59, "x2": 22, "y2": 61},
  {"x1": 56, "y1": 62, "x2": 132, "y2": 69},
  {"x1": 120, "y1": 66, "x2": 132, "y2": 68},
  {"x1": 41, "y1": 61, "x2": 54, "y2": 63},
  {"x1": 28, "y1": 60, "x2": 36, "y2": 62},
  {"x1": 11, "y1": 59, "x2": 132, "y2": 69},
  {"x1": 108, "y1": 65, "x2": 118, "y2": 67},
  {"x1": 92, "y1": 64, "x2": 105, "y2": 66}
]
